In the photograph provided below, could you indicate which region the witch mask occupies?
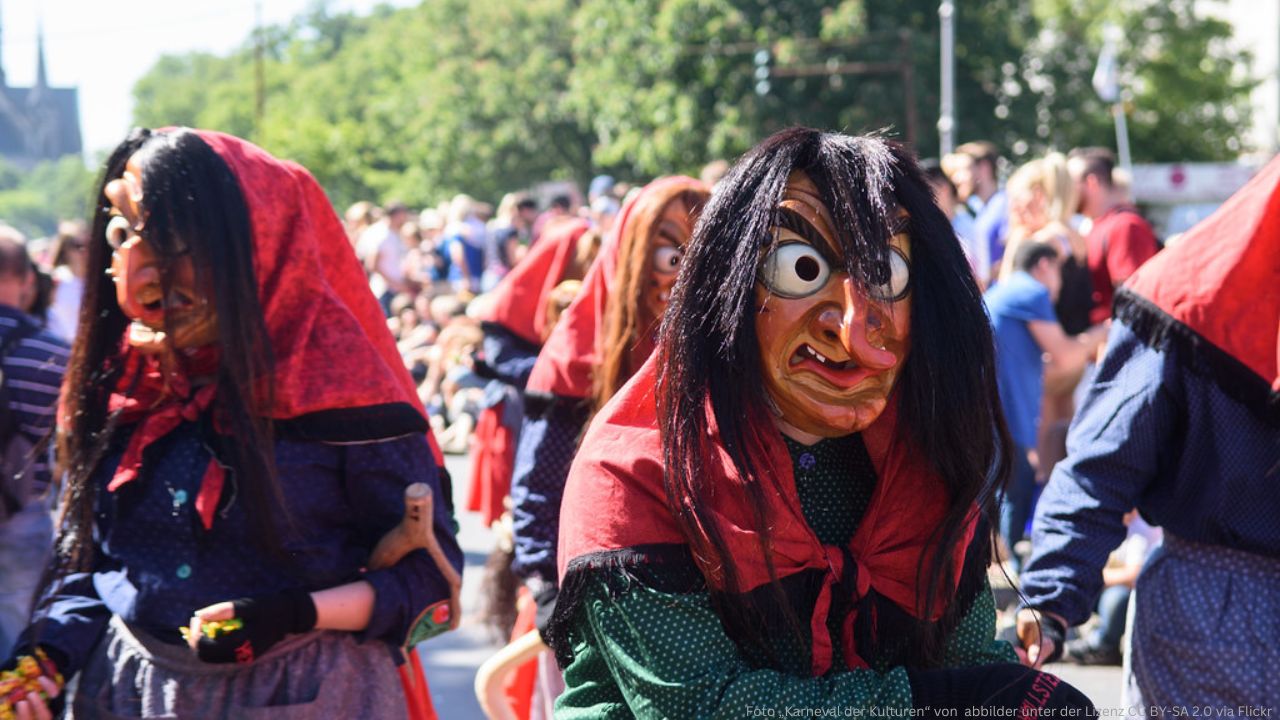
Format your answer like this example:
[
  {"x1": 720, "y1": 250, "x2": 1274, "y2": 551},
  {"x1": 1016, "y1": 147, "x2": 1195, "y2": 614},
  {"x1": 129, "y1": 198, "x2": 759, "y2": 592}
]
[
  {"x1": 104, "y1": 154, "x2": 219, "y2": 354},
  {"x1": 754, "y1": 172, "x2": 912, "y2": 442}
]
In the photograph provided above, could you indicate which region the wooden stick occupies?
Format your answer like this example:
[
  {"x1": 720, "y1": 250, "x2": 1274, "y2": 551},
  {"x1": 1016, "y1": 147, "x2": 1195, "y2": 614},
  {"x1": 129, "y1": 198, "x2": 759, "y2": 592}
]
[{"x1": 369, "y1": 482, "x2": 462, "y2": 630}]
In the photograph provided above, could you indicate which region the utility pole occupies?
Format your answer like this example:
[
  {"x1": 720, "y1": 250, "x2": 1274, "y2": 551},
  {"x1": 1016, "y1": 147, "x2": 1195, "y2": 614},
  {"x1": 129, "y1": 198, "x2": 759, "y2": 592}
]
[
  {"x1": 254, "y1": 0, "x2": 265, "y2": 140},
  {"x1": 1092, "y1": 23, "x2": 1131, "y2": 172},
  {"x1": 766, "y1": 33, "x2": 919, "y2": 146},
  {"x1": 939, "y1": 1, "x2": 956, "y2": 156}
]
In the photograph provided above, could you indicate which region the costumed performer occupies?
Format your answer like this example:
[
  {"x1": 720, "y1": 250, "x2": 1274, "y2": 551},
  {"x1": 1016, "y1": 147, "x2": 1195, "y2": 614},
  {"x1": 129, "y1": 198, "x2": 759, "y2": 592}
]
[
  {"x1": 1015, "y1": 153, "x2": 1280, "y2": 712},
  {"x1": 502, "y1": 176, "x2": 709, "y2": 716},
  {"x1": 547, "y1": 128, "x2": 1092, "y2": 717},
  {"x1": 467, "y1": 218, "x2": 593, "y2": 528},
  {"x1": 1, "y1": 128, "x2": 463, "y2": 719}
]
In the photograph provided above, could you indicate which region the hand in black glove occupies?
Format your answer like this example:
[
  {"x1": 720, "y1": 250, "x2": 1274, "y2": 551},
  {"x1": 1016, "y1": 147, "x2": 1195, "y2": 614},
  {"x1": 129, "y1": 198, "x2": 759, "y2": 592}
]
[
  {"x1": 187, "y1": 589, "x2": 317, "y2": 664},
  {"x1": 908, "y1": 663, "x2": 1093, "y2": 715},
  {"x1": 1014, "y1": 608, "x2": 1067, "y2": 666}
]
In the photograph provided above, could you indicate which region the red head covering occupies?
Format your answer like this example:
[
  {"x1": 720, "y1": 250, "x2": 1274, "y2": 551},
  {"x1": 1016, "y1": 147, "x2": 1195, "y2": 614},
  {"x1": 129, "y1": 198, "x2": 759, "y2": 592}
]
[
  {"x1": 107, "y1": 130, "x2": 439, "y2": 528},
  {"x1": 1118, "y1": 154, "x2": 1280, "y2": 421},
  {"x1": 525, "y1": 176, "x2": 702, "y2": 398},
  {"x1": 467, "y1": 218, "x2": 591, "y2": 524},
  {"x1": 483, "y1": 218, "x2": 590, "y2": 344},
  {"x1": 556, "y1": 354, "x2": 974, "y2": 674}
]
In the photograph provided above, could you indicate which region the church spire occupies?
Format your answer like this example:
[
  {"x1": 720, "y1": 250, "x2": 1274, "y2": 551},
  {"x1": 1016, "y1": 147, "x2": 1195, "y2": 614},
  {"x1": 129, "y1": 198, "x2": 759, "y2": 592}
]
[
  {"x1": 0, "y1": 0, "x2": 8, "y2": 88},
  {"x1": 35, "y1": 19, "x2": 47, "y2": 89}
]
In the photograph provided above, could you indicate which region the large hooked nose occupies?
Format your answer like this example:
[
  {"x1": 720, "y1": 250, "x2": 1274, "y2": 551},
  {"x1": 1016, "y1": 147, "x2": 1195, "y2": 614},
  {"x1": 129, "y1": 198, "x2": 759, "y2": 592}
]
[
  {"x1": 813, "y1": 276, "x2": 898, "y2": 370},
  {"x1": 111, "y1": 237, "x2": 163, "y2": 324}
]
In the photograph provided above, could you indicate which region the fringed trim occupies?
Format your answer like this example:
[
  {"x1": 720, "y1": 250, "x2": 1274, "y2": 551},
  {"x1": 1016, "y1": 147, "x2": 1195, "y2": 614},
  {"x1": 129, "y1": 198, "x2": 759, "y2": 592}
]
[
  {"x1": 1114, "y1": 288, "x2": 1279, "y2": 426},
  {"x1": 546, "y1": 526, "x2": 996, "y2": 672},
  {"x1": 546, "y1": 544, "x2": 703, "y2": 668},
  {"x1": 849, "y1": 515, "x2": 992, "y2": 669},
  {"x1": 945, "y1": 515, "x2": 995, "y2": 636},
  {"x1": 522, "y1": 390, "x2": 591, "y2": 420}
]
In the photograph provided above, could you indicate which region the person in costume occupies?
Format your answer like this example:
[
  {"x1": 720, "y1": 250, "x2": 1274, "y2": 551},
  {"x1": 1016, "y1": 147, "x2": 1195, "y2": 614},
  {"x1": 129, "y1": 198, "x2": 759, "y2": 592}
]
[
  {"x1": 467, "y1": 220, "x2": 594, "y2": 720},
  {"x1": 1015, "y1": 155, "x2": 1280, "y2": 711},
  {"x1": 547, "y1": 128, "x2": 1091, "y2": 717},
  {"x1": 501, "y1": 176, "x2": 709, "y2": 715},
  {"x1": 467, "y1": 218, "x2": 594, "y2": 530},
  {"x1": 1, "y1": 128, "x2": 462, "y2": 719}
]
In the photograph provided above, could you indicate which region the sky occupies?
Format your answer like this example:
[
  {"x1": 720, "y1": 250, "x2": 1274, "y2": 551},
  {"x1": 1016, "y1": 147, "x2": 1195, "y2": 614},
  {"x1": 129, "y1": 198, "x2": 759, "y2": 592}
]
[{"x1": 1, "y1": 0, "x2": 410, "y2": 160}]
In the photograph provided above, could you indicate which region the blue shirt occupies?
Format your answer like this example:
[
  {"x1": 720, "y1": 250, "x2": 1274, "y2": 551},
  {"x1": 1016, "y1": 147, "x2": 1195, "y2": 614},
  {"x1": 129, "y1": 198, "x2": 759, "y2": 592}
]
[
  {"x1": 20, "y1": 423, "x2": 463, "y2": 677},
  {"x1": 444, "y1": 217, "x2": 487, "y2": 286},
  {"x1": 510, "y1": 397, "x2": 588, "y2": 584},
  {"x1": 972, "y1": 189, "x2": 1009, "y2": 268},
  {"x1": 984, "y1": 272, "x2": 1057, "y2": 448},
  {"x1": 1019, "y1": 319, "x2": 1280, "y2": 625},
  {"x1": 0, "y1": 306, "x2": 70, "y2": 496}
]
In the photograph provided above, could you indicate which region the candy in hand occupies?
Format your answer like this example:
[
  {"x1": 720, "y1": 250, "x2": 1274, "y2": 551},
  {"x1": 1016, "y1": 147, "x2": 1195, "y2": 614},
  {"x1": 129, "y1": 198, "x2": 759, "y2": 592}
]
[
  {"x1": 0, "y1": 649, "x2": 64, "y2": 719},
  {"x1": 180, "y1": 617, "x2": 244, "y2": 643},
  {"x1": 191, "y1": 589, "x2": 317, "y2": 664}
]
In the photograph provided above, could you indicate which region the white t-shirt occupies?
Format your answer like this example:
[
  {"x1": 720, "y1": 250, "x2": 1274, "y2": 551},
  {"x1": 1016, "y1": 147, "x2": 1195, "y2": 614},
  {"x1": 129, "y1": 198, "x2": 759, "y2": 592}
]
[
  {"x1": 48, "y1": 265, "x2": 83, "y2": 343},
  {"x1": 358, "y1": 221, "x2": 406, "y2": 296}
]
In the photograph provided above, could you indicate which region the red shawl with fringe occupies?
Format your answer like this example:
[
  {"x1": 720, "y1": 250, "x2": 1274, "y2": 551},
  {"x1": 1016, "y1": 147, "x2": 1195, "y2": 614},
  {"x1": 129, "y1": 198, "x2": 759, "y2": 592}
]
[
  {"x1": 1117, "y1": 154, "x2": 1280, "y2": 419},
  {"x1": 557, "y1": 354, "x2": 975, "y2": 675},
  {"x1": 106, "y1": 130, "x2": 440, "y2": 529}
]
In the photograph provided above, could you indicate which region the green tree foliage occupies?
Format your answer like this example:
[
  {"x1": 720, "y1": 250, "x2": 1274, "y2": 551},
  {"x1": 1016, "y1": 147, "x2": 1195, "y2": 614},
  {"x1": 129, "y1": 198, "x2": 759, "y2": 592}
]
[
  {"x1": 1021, "y1": 0, "x2": 1254, "y2": 162},
  {"x1": 127, "y1": 0, "x2": 1254, "y2": 207},
  {"x1": 0, "y1": 156, "x2": 97, "y2": 238}
]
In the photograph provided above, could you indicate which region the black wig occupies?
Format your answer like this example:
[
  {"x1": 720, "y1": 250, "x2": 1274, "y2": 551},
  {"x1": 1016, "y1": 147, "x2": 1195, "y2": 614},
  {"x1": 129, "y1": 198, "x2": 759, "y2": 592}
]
[
  {"x1": 53, "y1": 128, "x2": 280, "y2": 576},
  {"x1": 656, "y1": 127, "x2": 1011, "y2": 666}
]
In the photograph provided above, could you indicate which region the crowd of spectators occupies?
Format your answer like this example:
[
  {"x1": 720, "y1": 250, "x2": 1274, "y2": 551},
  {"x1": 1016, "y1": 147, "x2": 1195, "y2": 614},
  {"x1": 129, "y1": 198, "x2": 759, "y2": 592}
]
[
  {"x1": 932, "y1": 142, "x2": 1164, "y2": 667},
  {"x1": 342, "y1": 183, "x2": 623, "y2": 453}
]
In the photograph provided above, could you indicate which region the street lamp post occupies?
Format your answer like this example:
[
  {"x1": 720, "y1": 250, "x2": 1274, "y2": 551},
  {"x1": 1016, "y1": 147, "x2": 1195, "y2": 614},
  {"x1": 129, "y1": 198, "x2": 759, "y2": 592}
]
[{"x1": 939, "y1": 1, "x2": 956, "y2": 156}]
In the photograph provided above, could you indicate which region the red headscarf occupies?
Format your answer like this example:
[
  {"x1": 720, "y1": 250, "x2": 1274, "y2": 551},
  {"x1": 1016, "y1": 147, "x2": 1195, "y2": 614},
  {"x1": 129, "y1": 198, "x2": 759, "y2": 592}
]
[
  {"x1": 557, "y1": 354, "x2": 975, "y2": 674},
  {"x1": 107, "y1": 130, "x2": 440, "y2": 528},
  {"x1": 483, "y1": 218, "x2": 590, "y2": 344},
  {"x1": 525, "y1": 177, "x2": 703, "y2": 398},
  {"x1": 1118, "y1": 153, "x2": 1280, "y2": 420},
  {"x1": 467, "y1": 219, "x2": 591, "y2": 524}
]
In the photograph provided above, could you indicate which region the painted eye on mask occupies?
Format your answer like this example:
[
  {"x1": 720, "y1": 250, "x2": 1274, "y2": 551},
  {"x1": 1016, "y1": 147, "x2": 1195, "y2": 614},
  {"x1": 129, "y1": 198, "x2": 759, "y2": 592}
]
[
  {"x1": 652, "y1": 245, "x2": 683, "y2": 275},
  {"x1": 105, "y1": 215, "x2": 134, "y2": 251},
  {"x1": 759, "y1": 241, "x2": 831, "y2": 298},
  {"x1": 870, "y1": 247, "x2": 911, "y2": 303}
]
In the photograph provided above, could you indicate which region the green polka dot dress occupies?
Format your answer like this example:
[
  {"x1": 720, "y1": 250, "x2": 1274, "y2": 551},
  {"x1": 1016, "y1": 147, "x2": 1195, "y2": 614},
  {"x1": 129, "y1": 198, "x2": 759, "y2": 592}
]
[{"x1": 555, "y1": 434, "x2": 1017, "y2": 719}]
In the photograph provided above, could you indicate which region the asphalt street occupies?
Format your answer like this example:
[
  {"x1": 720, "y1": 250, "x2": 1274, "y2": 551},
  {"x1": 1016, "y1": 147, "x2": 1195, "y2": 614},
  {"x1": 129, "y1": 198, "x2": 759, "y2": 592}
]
[{"x1": 419, "y1": 451, "x2": 1124, "y2": 719}]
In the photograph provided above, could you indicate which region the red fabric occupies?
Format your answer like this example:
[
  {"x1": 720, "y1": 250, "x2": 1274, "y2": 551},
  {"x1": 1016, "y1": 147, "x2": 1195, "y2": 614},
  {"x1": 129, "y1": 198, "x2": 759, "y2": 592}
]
[
  {"x1": 558, "y1": 354, "x2": 974, "y2": 674},
  {"x1": 195, "y1": 131, "x2": 429, "y2": 424},
  {"x1": 106, "y1": 130, "x2": 441, "y2": 526},
  {"x1": 1125, "y1": 155, "x2": 1280, "y2": 393},
  {"x1": 107, "y1": 346, "x2": 223, "y2": 528},
  {"x1": 1086, "y1": 205, "x2": 1160, "y2": 323},
  {"x1": 525, "y1": 177, "x2": 702, "y2": 398},
  {"x1": 485, "y1": 219, "x2": 590, "y2": 345},
  {"x1": 468, "y1": 220, "x2": 592, "y2": 525},
  {"x1": 502, "y1": 587, "x2": 539, "y2": 720},
  {"x1": 467, "y1": 405, "x2": 515, "y2": 526}
]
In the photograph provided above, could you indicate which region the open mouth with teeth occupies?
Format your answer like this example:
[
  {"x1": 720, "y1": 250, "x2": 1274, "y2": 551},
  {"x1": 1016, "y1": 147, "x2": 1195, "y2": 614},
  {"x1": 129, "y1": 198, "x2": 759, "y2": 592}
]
[{"x1": 789, "y1": 342, "x2": 873, "y2": 387}]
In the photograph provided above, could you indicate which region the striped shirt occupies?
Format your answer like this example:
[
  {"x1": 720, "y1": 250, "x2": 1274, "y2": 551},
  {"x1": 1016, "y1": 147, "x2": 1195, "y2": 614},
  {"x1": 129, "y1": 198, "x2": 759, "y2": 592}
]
[{"x1": 0, "y1": 306, "x2": 69, "y2": 498}]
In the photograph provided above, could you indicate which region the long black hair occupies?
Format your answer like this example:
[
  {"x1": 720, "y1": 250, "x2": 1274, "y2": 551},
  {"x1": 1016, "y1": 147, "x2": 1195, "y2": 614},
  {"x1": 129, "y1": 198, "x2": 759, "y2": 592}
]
[
  {"x1": 53, "y1": 128, "x2": 280, "y2": 576},
  {"x1": 656, "y1": 128, "x2": 1011, "y2": 666}
]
